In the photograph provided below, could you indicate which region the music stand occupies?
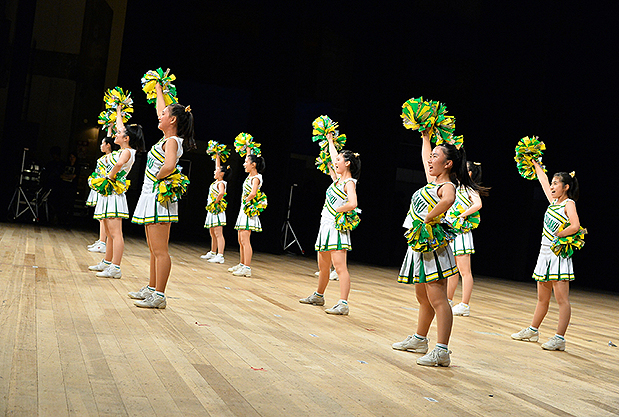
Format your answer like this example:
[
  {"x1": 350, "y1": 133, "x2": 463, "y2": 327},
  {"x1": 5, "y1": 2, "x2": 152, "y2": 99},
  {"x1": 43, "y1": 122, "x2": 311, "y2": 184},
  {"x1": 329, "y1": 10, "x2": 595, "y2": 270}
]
[{"x1": 281, "y1": 184, "x2": 304, "y2": 254}]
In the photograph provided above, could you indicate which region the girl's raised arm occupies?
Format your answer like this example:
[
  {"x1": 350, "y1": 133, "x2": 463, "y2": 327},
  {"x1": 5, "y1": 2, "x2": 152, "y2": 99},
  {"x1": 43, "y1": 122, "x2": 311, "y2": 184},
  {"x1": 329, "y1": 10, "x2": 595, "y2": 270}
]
[
  {"x1": 115, "y1": 106, "x2": 125, "y2": 135},
  {"x1": 155, "y1": 83, "x2": 166, "y2": 118},
  {"x1": 533, "y1": 160, "x2": 552, "y2": 203},
  {"x1": 326, "y1": 132, "x2": 338, "y2": 181},
  {"x1": 421, "y1": 130, "x2": 433, "y2": 183}
]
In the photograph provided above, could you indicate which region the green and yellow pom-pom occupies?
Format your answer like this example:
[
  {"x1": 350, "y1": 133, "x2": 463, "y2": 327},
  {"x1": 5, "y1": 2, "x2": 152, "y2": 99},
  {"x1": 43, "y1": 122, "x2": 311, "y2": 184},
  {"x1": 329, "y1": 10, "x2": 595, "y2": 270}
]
[
  {"x1": 334, "y1": 208, "x2": 361, "y2": 231},
  {"x1": 514, "y1": 136, "x2": 546, "y2": 180},
  {"x1": 141, "y1": 68, "x2": 178, "y2": 107},
  {"x1": 206, "y1": 197, "x2": 228, "y2": 215},
  {"x1": 153, "y1": 167, "x2": 189, "y2": 204},
  {"x1": 312, "y1": 115, "x2": 347, "y2": 175},
  {"x1": 551, "y1": 226, "x2": 587, "y2": 259},
  {"x1": 401, "y1": 97, "x2": 436, "y2": 133},
  {"x1": 206, "y1": 140, "x2": 230, "y2": 163},
  {"x1": 234, "y1": 133, "x2": 262, "y2": 157},
  {"x1": 404, "y1": 217, "x2": 456, "y2": 253},
  {"x1": 243, "y1": 190, "x2": 268, "y2": 217},
  {"x1": 315, "y1": 149, "x2": 331, "y2": 175},
  {"x1": 98, "y1": 87, "x2": 133, "y2": 132},
  {"x1": 88, "y1": 168, "x2": 130, "y2": 196},
  {"x1": 401, "y1": 98, "x2": 461, "y2": 149},
  {"x1": 447, "y1": 203, "x2": 480, "y2": 233}
]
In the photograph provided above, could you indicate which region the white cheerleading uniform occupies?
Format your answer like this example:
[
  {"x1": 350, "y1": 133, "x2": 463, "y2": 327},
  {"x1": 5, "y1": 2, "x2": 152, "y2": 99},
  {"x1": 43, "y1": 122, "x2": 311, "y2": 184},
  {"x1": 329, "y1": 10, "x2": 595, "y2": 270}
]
[
  {"x1": 204, "y1": 180, "x2": 227, "y2": 228},
  {"x1": 532, "y1": 198, "x2": 575, "y2": 281},
  {"x1": 86, "y1": 154, "x2": 108, "y2": 207},
  {"x1": 132, "y1": 136, "x2": 184, "y2": 225},
  {"x1": 93, "y1": 149, "x2": 136, "y2": 220},
  {"x1": 398, "y1": 182, "x2": 459, "y2": 284},
  {"x1": 447, "y1": 186, "x2": 479, "y2": 256},
  {"x1": 314, "y1": 178, "x2": 356, "y2": 252},
  {"x1": 234, "y1": 174, "x2": 263, "y2": 232}
]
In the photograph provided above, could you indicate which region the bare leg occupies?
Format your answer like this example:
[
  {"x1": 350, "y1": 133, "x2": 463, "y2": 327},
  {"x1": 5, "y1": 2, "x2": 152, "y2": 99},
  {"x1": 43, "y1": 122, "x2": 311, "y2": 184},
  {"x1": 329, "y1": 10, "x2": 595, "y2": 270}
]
[
  {"x1": 447, "y1": 273, "x2": 459, "y2": 301},
  {"x1": 414, "y1": 284, "x2": 434, "y2": 338},
  {"x1": 102, "y1": 220, "x2": 114, "y2": 262},
  {"x1": 145, "y1": 222, "x2": 172, "y2": 293},
  {"x1": 145, "y1": 226, "x2": 156, "y2": 288},
  {"x1": 552, "y1": 281, "x2": 571, "y2": 336},
  {"x1": 237, "y1": 231, "x2": 244, "y2": 265},
  {"x1": 213, "y1": 226, "x2": 225, "y2": 254},
  {"x1": 457, "y1": 254, "x2": 474, "y2": 304},
  {"x1": 330, "y1": 250, "x2": 350, "y2": 301},
  {"x1": 316, "y1": 251, "x2": 332, "y2": 294},
  {"x1": 238, "y1": 230, "x2": 252, "y2": 266},
  {"x1": 531, "y1": 281, "x2": 553, "y2": 329},
  {"x1": 209, "y1": 228, "x2": 217, "y2": 253},
  {"x1": 99, "y1": 220, "x2": 107, "y2": 243},
  {"x1": 105, "y1": 218, "x2": 124, "y2": 265},
  {"x1": 425, "y1": 279, "x2": 453, "y2": 345}
]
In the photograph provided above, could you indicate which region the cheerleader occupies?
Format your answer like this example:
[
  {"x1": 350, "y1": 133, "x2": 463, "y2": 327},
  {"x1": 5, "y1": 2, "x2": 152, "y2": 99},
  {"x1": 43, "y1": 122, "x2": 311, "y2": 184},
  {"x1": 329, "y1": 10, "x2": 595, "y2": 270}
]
[
  {"x1": 392, "y1": 130, "x2": 486, "y2": 366},
  {"x1": 88, "y1": 107, "x2": 145, "y2": 278},
  {"x1": 128, "y1": 83, "x2": 196, "y2": 308},
  {"x1": 86, "y1": 129, "x2": 119, "y2": 253},
  {"x1": 299, "y1": 132, "x2": 360, "y2": 315},
  {"x1": 446, "y1": 161, "x2": 485, "y2": 316},
  {"x1": 511, "y1": 161, "x2": 580, "y2": 351},
  {"x1": 202, "y1": 152, "x2": 229, "y2": 263},
  {"x1": 228, "y1": 153, "x2": 265, "y2": 277}
]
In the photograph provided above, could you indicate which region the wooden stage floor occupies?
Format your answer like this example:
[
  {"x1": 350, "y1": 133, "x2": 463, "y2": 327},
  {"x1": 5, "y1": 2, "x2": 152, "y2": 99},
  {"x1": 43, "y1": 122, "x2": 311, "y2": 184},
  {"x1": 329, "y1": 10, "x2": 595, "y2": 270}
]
[{"x1": 1, "y1": 222, "x2": 618, "y2": 416}]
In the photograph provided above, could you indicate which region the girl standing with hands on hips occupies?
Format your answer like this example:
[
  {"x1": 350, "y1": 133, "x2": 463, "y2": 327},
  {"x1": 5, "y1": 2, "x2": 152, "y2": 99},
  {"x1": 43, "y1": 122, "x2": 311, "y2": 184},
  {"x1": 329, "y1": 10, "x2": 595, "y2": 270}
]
[
  {"x1": 511, "y1": 161, "x2": 581, "y2": 351},
  {"x1": 202, "y1": 149, "x2": 229, "y2": 264},
  {"x1": 129, "y1": 82, "x2": 196, "y2": 308},
  {"x1": 392, "y1": 129, "x2": 486, "y2": 366},
  {"x1": 86, "y1": 127, "x2": 119, "y2": 253},
  {"x1": 446, "y1": 161, "x2": 485, "y2": 316},
  {"x1": 88, "y1": 107, "x2": 144, "y2": 278},
  {"x1": 299, "y1": 132, "x2": 360, "y2": 315},
  {"x1": 229, "y1": 150, "x2": 266, "y2": 277}
]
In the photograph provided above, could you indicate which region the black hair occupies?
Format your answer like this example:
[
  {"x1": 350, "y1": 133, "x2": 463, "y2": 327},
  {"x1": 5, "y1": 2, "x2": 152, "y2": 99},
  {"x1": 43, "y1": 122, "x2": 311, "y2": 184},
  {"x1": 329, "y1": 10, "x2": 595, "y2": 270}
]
[
  {"x1": 553, "y1": 172, "x2": 579, "y2": 202},
  {"x1": 466, "y1": 161, "x2": 482, "y2": 184},
  {"x1": 220, "y1": 164, "x2": 231, "y2": 181},
  {"x1": 104, "y1": 135, "x2": 120, "y2": 151},
  {"x1": 340, "y1": 150, "x2": 361, "y2": 180},
  {"x1": 437, "y1": 144, "x2": 489, "y2": 196},
  {"x1": 247, "y1": 154, "x2": 265, "y2": 174},
  {"x1": 124, "y1": 124, "x2": 145, "y2": 152},
  {"x1": 168, "y1": 103, "x2": 196, "y2": 151}
]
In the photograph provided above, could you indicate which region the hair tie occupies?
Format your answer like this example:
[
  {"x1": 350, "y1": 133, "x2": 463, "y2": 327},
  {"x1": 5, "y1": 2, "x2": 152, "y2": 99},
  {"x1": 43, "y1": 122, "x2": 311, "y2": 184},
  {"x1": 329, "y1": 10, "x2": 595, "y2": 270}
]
[
  {"x1": 569, "y1": 171, "x2": 575, "y2": 178},
  {"x1": 353, "y1": 152, "x2": 360, "y2": 158},
  {"x1": 185, "y1": 105, "x2": 191, "y2": 113},
  {"x1": 226, "y1": 165, "x2": 230, "y2": 169},
  {"x1": 473, "y1": 161, "x2": 481, "y2": 166}
]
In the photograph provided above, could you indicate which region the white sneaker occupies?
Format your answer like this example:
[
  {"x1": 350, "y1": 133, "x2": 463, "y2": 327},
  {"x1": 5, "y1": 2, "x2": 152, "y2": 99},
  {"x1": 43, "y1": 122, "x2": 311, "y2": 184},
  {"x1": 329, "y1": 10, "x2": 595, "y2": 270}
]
[
  {"x1": 299, "y1": 293, "x2": 325, "y2": 306},
  {"x1": 511, "y1": 327, "x2": 539, "y2": 342},
  {"x1": 392, "y1": 335, "x2": 429, "y2": 353},
  {"x1": 228, "y1": 263, "x2": 242, "y2": 273},
  {"x1": 201, "y1": 251, "x2": 216, "y2": 260},
  {"x1": 541, "y1": 335, "x2": 566, "y2": 351},
  {"x1": 88, "y1": 241, "x2": 106, "y2": 253},
  {"x1": 96, "y1": 264, "x2": 122, "y2": 279},
  {"x1": 87, "y1": 240, "x2": 100, "y2": 248},
  {"x1": 314, "y1": 271, "x2": 320, "y2": 276},
  {"x1": 232, "y1": 266, "x2": 251, "y2": 277},
  {"x1": 134, "y1": 293, "x2": 166, "y2": 309},
  {"x1": 325, "y1": 302, "x2": 349, "y2": 315},
  {"x1": 329, "y1": 270, "x2": 339, "y2": 280},
  {"x1": 416, "y1": 347, "x2": 451, "y2": 367},
  {"x1": 88, "y1": 259, "x2": 110, "y2": 271},
  {"x1": 452, "y1": 302, "x2": 470, "y2": 317},
  {"x1": 128, "y1": 286, "x2": 154, "y2": 300},
  {"x1": 208, "y1": 254, "x2": 225, "y2": 264}
]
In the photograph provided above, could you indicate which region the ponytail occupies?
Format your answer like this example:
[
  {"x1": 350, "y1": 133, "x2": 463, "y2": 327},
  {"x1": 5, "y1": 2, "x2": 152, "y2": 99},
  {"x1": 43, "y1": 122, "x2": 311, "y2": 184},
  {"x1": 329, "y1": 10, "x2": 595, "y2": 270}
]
[
  {"x1": 168, "y1": 103, "x2": 196, "y2": 151},
  {"x1": 437, "y1": 144, "x2": 489, "y2": 196}
]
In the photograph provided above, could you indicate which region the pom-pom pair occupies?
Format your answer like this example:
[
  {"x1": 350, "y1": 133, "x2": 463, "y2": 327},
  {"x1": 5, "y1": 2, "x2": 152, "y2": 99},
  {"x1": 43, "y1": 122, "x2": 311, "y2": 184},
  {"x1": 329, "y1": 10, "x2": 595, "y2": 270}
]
[
  {"x1": 551, "y1": 226, "x2": 587, "y2": 259},
  {"x1": 401, "y1": 97, "x2": 460, "y2": 148},
  {"x1": 312, "y1": 115, "x2": 347, "y2": 175},
  {"x1": 88, "y1": 167, "x2": 130, "y2": 196},
  {"x1": 447, "y1": 204, "x2": 480, "y2": 234},
  {"x1": 206, "y1": 198, "x2": 228, "y2": 215},
  {"x1": 334, "y1": 208, "x2": 361, "y2": 231}
]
